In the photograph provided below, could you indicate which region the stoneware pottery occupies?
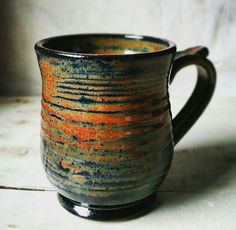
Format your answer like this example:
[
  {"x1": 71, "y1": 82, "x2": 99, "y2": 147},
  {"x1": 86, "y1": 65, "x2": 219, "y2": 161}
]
[{"x1": 35, "y1": 34, "x2": 216, "y2": 220}]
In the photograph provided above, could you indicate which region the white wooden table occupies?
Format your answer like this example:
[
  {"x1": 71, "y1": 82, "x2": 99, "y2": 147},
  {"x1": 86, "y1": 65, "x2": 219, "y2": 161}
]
[{"x1": 0, "y1": 95, "x2": 235, "y2": 230}]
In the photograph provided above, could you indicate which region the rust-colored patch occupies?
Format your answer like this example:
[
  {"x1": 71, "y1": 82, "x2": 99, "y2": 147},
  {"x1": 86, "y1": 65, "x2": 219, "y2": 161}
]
[
  {"x1": 42, "y1": 100, "x2": 165, "y2": 125},
  {"x1": 61, "y1": 160, "x2": 72, "y2": 169},
  {"x1": 40, "y1": 62, "x2": 58, "y2": 101},
  {"x1": 41, "y1": 108, "x2": 164, "y2": 143}
]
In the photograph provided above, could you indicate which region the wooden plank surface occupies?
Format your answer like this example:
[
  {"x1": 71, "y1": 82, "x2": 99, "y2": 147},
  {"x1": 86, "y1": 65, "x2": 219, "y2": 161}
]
[
  {"x1": 0, "y1": 97, "x2": 51, "y2": 190},
  {"x1": 0, "y1": 96, "x2": 236, "y2": 229},
  {"x1": 0, "y1": 189, "x2": 235, "y2": 230}
]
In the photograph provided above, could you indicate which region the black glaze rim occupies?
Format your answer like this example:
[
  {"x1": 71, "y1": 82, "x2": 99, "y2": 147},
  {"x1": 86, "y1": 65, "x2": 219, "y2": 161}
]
[
  {"x1": 35, "y1": 33, "x2": 176, "y2": 59},
  {"x1": 57, "y1": 192, "x2": 157, "y2": 220}
]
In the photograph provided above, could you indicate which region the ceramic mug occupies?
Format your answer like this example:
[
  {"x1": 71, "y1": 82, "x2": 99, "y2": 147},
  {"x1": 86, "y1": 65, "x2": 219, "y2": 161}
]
[{"x1": 35, "y1": 34, "x2": 216, "y2": 220}]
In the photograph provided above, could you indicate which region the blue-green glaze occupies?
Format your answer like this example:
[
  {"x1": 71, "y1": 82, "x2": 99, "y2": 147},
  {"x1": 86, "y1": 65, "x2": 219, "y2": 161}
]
[{"x1": 35, "y1": 34, "x2": 176, "y2": 205}]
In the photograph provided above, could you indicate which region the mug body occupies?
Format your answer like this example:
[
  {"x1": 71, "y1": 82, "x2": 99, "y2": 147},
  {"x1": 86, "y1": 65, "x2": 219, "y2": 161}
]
[{"x1": 35, "y1": 34, "x2": 176, "y2": 206}]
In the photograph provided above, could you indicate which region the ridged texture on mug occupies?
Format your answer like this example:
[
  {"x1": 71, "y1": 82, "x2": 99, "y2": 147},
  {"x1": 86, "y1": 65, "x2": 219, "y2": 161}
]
[{"x1": 37, "y1": 53, "x2": 174, "y2": 205}]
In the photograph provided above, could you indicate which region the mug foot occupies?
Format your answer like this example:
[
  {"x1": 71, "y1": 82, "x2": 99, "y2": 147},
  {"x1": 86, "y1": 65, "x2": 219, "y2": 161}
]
[{"x1": 57, "y1": 193, "x2": 156, "y2": 220}]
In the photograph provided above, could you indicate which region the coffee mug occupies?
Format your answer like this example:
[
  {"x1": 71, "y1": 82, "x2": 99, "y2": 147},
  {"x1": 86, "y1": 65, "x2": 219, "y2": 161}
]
[{"x1": 35, "y1": 34, "x2": 216, "y2": 220}]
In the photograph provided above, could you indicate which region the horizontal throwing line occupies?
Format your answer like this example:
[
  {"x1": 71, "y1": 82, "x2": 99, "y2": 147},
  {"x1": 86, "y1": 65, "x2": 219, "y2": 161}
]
[
  {"x1": 54, "y1": 92, "x2": 167, "y2": 103},
  {"x1": 57, "y1": 83, "x2": 165, "y2": 93},
  {"x1": 43, "y1": 97, "x2": 169, "y2": 115},
  {"x1": 44, "y1": 140, "x2": 172, "y2": 165},
  {"x1": 46, "y1": 166, "x2": 170, "y2": 191},
  {"x1": 54, "y1": 95, "x2": 167, "y2": 105},
  {"x1": 57, "y1": 85, "x2": 165, "y2": 95},
  {"x1": 59, "y1": 78, "x2": 166, "y2": 87},
  {"x1": 42, "y1": 127, "x2": 172, "y2": 156},
  {"x1": 41, "y1": 107, "x2": 169, "y2": 129},
  {"x1": 51, "y1": 70, "x2": 169, "y2": 79}
]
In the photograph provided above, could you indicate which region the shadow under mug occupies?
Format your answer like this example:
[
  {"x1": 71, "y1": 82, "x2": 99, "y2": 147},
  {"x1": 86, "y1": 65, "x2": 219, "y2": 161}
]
[{"x1": 35, "y1": 34, "x2": 216, "y2": 220}]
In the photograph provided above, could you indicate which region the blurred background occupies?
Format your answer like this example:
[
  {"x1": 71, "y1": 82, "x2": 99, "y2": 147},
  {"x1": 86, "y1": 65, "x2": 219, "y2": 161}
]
[{"x1": 0, "y1": 0, "x2": 235, "y2": 96}]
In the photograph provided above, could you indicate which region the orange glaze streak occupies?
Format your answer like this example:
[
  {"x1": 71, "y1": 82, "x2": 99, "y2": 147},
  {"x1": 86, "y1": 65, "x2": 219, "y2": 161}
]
[
  {"x1": 82, "y1": 151, "x2": 154, "y2": 162},
  {"x1": 59, "y1": 160, "x2": 84, "y2": 176},
  {"x1": 42, "y1": 129, "x2": 117, "y2": 153},
  {"x1": 40, "y1": 61, "x2": 58, "y2": 101},
  {"x1": 95, "y1": 50, "x2": 124, "y2": 55},
  {"x1": 61, "y1": 160, "x2": 72, "y2": 169},
  {"x1": 85, "y1": 127, "x2": 169, "y2": 154},
  {"x1": 91, "y1": 38, "x2": 165, "y2": 52},
  {"x1": 83, "y1": 155, "x2": 132, "y2": 163},
  {"x1": 42, "y1": 125, "x2": 99, "y2": 154},
  {"x1": 41, "y1": 116, "x2": 168, "y2": 154},
  {"x1": 41, "y1": 109, "x2": 158, "y2": 142},
  {"x1": 70, "y1": 174, "x2": 87, "y2": 183},
  {"x1": 41, "y1": 100, "x2": 164, "y2": 125},
  {"x1": 41, "y1": 114, "x2": 96, "y2": 141}
]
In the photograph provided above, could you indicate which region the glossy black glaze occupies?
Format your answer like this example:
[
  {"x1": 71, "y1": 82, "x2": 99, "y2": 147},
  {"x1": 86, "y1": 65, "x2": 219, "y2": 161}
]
[
  {"x1": 58, "y1": 193, "x2": 156, "y2": 220},
  {"x1": 170, "y1": 46, "x2": 216, "y2": 144},
  {"x1": 35, "y1": 33, "x2": 176, "y2": 58}
]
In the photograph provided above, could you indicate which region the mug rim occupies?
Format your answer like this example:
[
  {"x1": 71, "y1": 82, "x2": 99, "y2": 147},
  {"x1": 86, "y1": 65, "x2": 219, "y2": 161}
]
[{"x1": 35, "y1": 33, "x2": 176, "y2": 58}]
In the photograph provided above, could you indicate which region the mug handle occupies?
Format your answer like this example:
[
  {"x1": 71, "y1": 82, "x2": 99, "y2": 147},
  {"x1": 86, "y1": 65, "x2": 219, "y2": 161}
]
[{"x1": 170, "y1": 46, "x2": 216, "y2": 145}]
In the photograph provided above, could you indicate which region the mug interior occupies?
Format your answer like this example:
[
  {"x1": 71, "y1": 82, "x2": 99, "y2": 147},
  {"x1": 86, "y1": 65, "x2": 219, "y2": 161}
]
[{"x1": 39, "y1": 34, "x2": 173, "y2": 55}]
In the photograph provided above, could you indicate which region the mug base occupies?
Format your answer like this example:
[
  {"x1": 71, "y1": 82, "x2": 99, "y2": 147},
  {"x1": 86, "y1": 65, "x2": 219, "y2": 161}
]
[{"x1": 57, "y1": 192, "x2": 156, "y2": 220}]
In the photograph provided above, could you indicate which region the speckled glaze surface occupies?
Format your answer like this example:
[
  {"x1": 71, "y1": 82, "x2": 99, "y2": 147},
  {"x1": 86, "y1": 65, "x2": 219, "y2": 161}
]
[{"x1": 35, "y1": 34, "x2": 176, "y2": 206}]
